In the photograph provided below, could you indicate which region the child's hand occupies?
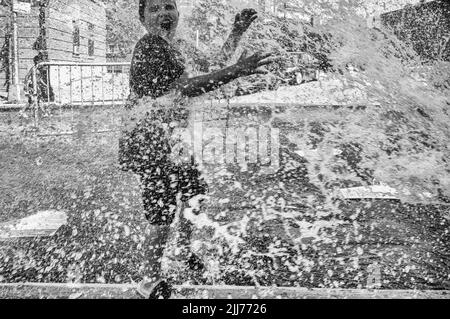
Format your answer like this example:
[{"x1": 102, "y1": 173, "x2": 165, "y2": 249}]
[
  {"x1": 232, "y1": 8, "x2": 258, "y2": 34},
  {"x1": 234, "y1": 51, "x2": 278, "y2": 77}
]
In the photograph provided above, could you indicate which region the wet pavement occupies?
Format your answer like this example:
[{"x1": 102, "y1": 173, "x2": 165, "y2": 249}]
[{"x1": 0, "y1": 102, "x2": 449, "y2": 291}]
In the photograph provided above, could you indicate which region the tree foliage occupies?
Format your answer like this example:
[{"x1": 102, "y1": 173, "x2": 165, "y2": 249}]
[
  {"x1": 100, "y1": 0, "x2": 144, "y2": 56},
  {"x1": 184, "y1": 0, "x2": 233, "y2": 48}
]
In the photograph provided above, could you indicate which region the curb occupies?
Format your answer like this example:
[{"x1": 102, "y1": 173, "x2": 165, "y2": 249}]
[{"x1": 0, "y1": 283, "x2": 449, "y2": 299}]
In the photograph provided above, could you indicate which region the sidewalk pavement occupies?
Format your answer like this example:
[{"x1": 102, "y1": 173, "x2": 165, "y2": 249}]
[{"x1": 0, "y1": 283, "x2": 449, "y2": 299}]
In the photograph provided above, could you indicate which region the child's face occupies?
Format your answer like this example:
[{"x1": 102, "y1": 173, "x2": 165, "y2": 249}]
[{"x1": 142, "y1": 0, "x2": 179, "y2": 41}]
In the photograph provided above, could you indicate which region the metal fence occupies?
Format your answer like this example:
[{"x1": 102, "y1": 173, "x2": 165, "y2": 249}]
[
  {"x1": 23, "y1": 61, "x2": 131, "y2": 130},
  {"x1": 20, "y1": 56, "x2": 324, "y2": 135},
  {"x1": 23, "y1": 53, "x2": 322, "y2": 109}
]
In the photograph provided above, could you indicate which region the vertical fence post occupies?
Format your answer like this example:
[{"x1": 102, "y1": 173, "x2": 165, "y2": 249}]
[
  {"x1": 46, "y1": 64, "x2": 50, "y2": 105},
  {"x1": 121, "y1": 65, "x2": 126, "y2": 106},
  {"x1": 91, "y1": 65, "x2": 94, "y2": 107},
  {"x1": 112, "y1": 66, "x2": 115, "y2": 106},
  {"x1": 80, "y1": 66, "x2": 84, "y2": 106},
  {"x1": 58, "y1": 65, "x2": 62, "y2": 116},
  {"x1": 101, "y1": 65, "x2": 105, "y2": 106},
  {"x1": 32, "y1": 67, "x2": 38, "y2": 127},
  {"x1": 69, "y1": 65, "x2": 74, "y2": 130}
]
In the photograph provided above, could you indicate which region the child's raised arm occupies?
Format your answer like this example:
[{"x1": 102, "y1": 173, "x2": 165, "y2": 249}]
[
  {"x1": 217, "y1": 8, "x2": 258, "y2": 66},
  {"x1": 191, "y1": 8, "x2": 258, "y2": 72}
]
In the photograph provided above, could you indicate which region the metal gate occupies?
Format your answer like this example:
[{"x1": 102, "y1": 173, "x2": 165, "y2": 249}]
[{"x1": 23, "y1": 61, "x2": 131, "y2": 133}]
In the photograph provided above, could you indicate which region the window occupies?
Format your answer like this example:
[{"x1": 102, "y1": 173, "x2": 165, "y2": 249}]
[
  {"x1": 88, "y1": 39, "x2": 94, "y2": 56},
  {"x1": 72, "y1": 21, "x2": 80, "y2": 56},
  {"x1": 107, "y1": 66, "x2": 123, "y2": 74},
  {"x1": 107, "y1": 45, "x2": 115, "y2": 55}
]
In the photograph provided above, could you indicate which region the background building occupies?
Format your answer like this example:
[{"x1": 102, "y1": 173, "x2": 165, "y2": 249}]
[{"x1": 0, "y1": 0, "x2": 106, "y2": 102}]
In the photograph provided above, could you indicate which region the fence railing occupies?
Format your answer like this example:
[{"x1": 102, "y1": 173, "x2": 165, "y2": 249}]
[
  {"x1": 23, "y1": 61, "x2": 131, "y2": 127},
  {"x1": 25, "y1": 61, "x2": 131, "y2": 106},
  {"x1": 20, "y1": 57, "x2": 326, "y2": 134}
]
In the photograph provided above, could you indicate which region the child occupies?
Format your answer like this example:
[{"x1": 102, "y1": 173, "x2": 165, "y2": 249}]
[{"x1": 119, "y1": 0, "x2": 275, "y2": 299}]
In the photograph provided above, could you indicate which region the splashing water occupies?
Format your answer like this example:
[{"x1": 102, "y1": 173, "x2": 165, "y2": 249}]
[
  {"x1": 1, "y1": 1, "x2": 449, "y2": 293},
  {"x1": 162, "y1": 10, "x2": 450, "y2": 289}
]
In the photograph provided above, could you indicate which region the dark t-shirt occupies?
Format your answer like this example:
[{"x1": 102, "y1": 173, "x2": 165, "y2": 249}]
[
  {"x1": 130, "y1": 34, "x2": 186, "y2": 99},
  {"x1": 122, "y1": 34, "x2": 188, "y2": 175},
  {"x1": 121, "y1": 34, "x2": 207, "y2": 225}
]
